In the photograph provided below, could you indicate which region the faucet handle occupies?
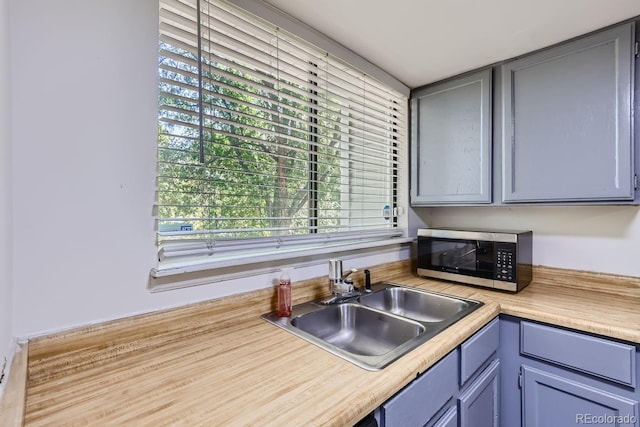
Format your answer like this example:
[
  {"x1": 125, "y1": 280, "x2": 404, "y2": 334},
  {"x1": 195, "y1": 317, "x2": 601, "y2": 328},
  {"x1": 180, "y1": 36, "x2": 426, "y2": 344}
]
[{"x1": 344, "y1": 267, "x2": 358, "y2": 277}]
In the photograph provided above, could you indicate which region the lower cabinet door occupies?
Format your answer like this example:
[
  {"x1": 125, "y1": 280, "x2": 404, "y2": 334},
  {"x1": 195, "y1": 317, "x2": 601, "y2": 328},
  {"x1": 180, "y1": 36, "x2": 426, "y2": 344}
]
[
  {"x1": 429, "y1": 406, "x2": 457, "y2": 427},
  {"x1": 459, "y1": 359, "x2": 500, "y2": 427},
  {"x1": 376, "y1": 350, "x2": 458, "y2": 426},
  {"x1": 522, "y1": 365, "x2": 639, "y2": 427}
]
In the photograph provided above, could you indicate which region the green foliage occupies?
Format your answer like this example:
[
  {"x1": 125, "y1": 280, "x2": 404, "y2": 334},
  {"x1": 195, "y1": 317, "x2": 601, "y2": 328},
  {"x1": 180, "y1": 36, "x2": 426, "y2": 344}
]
[{"x1": 157, "y1": 41, "x2": 342, "y2": 240}]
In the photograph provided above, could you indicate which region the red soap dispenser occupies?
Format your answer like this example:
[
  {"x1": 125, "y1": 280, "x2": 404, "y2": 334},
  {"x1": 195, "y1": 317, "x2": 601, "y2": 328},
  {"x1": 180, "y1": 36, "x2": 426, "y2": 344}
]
[{"x1": 277, "y1": 269, "x2": 292, "y2": 317}]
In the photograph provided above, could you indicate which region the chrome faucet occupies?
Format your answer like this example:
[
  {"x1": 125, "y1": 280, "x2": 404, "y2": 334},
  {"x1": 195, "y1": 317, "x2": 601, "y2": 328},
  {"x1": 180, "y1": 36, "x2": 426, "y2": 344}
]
[{"x1": 322, "y1": 259, "x2": 360, "y2": 304}]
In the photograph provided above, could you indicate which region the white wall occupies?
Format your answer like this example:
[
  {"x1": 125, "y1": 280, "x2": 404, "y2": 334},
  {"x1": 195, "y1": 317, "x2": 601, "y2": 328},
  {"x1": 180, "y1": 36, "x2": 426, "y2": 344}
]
[
  {"x1": 9, "y1": 0, "x2": 411, "y2": 338},
  {"x1": 423, "y1": 205, "x2": 640, "y2": 277},
  {"x1": 9, "y1": 0, "x2": 640, "y2": 340},
  {"x1": 0, "y1": 0, "x2": 13, "y2": 376}
]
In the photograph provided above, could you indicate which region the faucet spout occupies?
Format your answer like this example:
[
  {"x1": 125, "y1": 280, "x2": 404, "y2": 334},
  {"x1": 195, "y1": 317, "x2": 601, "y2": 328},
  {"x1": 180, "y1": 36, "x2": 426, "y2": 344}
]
[
  {"x1": 324, "y1": 259, "x2": 360, "y2": 304},
  {"x1": 328, "y1": 259, "x2": 343, "y2": 294}
]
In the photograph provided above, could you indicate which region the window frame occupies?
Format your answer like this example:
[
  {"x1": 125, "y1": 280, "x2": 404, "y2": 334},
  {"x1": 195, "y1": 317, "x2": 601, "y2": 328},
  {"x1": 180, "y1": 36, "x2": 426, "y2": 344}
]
[{"x1": 153, "y1": 0, "x2": 411, "y2": 280}]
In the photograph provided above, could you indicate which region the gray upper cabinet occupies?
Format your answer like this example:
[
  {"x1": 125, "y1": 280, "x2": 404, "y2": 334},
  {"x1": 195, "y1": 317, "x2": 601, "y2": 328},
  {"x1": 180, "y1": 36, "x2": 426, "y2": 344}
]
[
  {"x1": 411, "y1": 69, "x2": 492, "y2": 205},
  {"x1": 501, "y1": 22, "x2": 636, "y2": 203}
]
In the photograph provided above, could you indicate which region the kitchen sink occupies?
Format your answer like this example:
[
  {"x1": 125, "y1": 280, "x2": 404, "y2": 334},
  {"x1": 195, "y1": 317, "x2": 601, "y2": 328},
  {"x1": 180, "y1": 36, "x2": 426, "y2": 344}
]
[
  {"x1": 262, "y1": 282, "x2": 483, "y2": 370},
  {"x1": 359, "y1": 286, "x2": 472, "y2": 323},
  {"x1": 291, "y1": 303, "x2": 425, "y2": 356}
]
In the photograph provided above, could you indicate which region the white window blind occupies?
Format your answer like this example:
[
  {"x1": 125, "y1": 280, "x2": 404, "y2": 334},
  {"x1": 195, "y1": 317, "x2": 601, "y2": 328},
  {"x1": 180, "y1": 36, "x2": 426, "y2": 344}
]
[{"x1": 155, "y1": 0, "x2": 408, "y2": 275}]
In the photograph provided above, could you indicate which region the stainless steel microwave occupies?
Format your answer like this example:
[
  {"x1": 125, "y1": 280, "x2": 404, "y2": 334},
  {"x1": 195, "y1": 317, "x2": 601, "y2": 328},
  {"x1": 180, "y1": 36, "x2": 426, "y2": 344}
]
[{"x1": 417, "y1": 228, "x2": 533, "y2": 292}]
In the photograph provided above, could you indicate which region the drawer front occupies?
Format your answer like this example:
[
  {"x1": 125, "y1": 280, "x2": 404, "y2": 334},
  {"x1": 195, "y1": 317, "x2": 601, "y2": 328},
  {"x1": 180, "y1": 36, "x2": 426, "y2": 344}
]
[
  {"x1": 521, "y1": 321, "x2": 636, "y2": 387},
  {"x1": 381, "y1": 350, "x2": 458, "y2": 427},
  {"x1": 460, "y1": 317, "x2": 500, "y2": 386}
]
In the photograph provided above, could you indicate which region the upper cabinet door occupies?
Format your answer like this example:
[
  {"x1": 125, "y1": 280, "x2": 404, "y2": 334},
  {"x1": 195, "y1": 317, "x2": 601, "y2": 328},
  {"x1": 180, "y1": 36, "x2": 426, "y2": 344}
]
[
  {"x1": 501, "y1": 23, "x2": 635, "y2": 203},
  {"x1": 411, "y1": 69, "x2": 492, "y2": 205}
]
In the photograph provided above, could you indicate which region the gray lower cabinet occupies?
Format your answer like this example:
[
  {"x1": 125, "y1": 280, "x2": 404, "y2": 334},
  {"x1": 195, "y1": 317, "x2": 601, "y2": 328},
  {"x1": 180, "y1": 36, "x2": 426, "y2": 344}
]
[
  {"x1": 459, "y1": 359, "x2": 500, "y2": 427},
  {"x1": 375, "y1": 350, "x2": 459, "y2": 426},
  {"x1": 410, "y1": 69, "x2": 493, "y2": 205},
  {"x1": 375, "y1": 317, "x2": 500, "y2": 426},
  {"x1": 501, "y1": 22, "x2": 636, "y2": 203},
  {"x1": 500, "y1": 315, "x2": 640, "y2": 427},
  {"x1": 373, "y1": 315, "x2": 639, "y2": 426},
  {"x1": 522, "y1": 365, "x2": 638, "y2": 427},
  {"x1": 430, "y1": 406, "x2": 457, "y2": 427}
]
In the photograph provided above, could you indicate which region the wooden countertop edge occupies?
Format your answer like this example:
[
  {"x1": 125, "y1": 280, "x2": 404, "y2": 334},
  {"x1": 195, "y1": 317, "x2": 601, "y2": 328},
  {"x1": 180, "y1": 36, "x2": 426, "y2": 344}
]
[
  {"x1": 25, "y1": 260, "x2": 415, "y2": 361},
  {"x1": 19, "y1": 261, "x2": 640, "y2": 426},
  {"x1": 26, "y1": 262, "x2": 640, "y2": 357},
  {"x1": 533, "y1": 265, "x2": 640, "y2": 296},
  {"x1": 0, "y1": 343, "x2": 28, "y2": 427}
]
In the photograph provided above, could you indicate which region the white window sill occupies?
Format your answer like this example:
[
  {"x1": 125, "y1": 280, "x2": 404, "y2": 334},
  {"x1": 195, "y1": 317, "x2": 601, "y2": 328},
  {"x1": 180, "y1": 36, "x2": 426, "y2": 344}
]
[{"x1": 148, "y1": 236, "x2": 415, "y2": 292}]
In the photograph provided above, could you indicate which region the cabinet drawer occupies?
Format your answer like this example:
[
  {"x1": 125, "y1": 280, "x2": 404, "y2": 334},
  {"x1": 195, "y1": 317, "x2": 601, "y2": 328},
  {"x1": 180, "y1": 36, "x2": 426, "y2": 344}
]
[
  {"x1": 521, "y1": 321, "x2": 636, "y2": 387},
  {"x1": 460, "y1": 317, "x2": 499, "y2": 386},
  {"x1": 380, "y1": 350, "x2": 458, "y2": 426}
]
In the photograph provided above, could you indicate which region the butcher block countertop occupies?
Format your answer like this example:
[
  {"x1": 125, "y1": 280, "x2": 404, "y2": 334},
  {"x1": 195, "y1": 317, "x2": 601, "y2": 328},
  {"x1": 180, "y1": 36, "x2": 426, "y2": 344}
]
[{"x1": 11, "y1": 261, "x2": 640, "y2": 426}]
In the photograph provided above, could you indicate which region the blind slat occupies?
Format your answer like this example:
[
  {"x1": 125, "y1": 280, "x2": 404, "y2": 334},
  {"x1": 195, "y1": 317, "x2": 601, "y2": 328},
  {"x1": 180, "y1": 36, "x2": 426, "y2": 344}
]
[{"x1": 157, "y1": 0, "x2": 407, "y2": 261}]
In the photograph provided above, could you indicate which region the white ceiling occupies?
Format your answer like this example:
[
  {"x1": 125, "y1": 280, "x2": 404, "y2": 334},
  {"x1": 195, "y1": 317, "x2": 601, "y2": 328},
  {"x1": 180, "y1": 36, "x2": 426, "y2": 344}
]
[{"x1": 263, "y1": 0, "x2": 640, "y2": 89}]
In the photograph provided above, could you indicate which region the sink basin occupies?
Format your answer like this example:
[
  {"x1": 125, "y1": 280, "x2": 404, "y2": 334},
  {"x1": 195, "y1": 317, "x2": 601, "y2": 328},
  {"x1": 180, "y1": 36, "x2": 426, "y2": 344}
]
[
  {"x1": 359, "y1": 287, "x2": 470, "y2": 323},
  {"x1": 290, "y1": 303, "x2": 425, "y2": 356},
  {"x1": 262, "y1": 282, "x2": 483, "y2": 370}
]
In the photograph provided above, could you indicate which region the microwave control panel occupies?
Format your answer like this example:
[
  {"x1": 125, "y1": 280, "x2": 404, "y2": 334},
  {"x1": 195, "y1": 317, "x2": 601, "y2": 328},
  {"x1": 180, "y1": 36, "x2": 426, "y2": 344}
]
[{"x1": 495, "y1": 243, "x2": 516, "y2": 282}]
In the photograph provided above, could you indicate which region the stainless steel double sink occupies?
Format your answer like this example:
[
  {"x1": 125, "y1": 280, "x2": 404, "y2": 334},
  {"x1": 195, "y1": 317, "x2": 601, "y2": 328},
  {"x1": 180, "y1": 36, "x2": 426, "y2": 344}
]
[{"x1": 262, "y1": 282, "x2": 483, "y2": 370}]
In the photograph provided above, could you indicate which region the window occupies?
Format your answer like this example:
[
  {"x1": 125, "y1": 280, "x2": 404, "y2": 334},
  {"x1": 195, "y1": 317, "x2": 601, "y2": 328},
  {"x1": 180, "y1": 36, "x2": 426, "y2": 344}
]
[{"x1": 155, "y1": 0, "x2": 408, "y2": 275}]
